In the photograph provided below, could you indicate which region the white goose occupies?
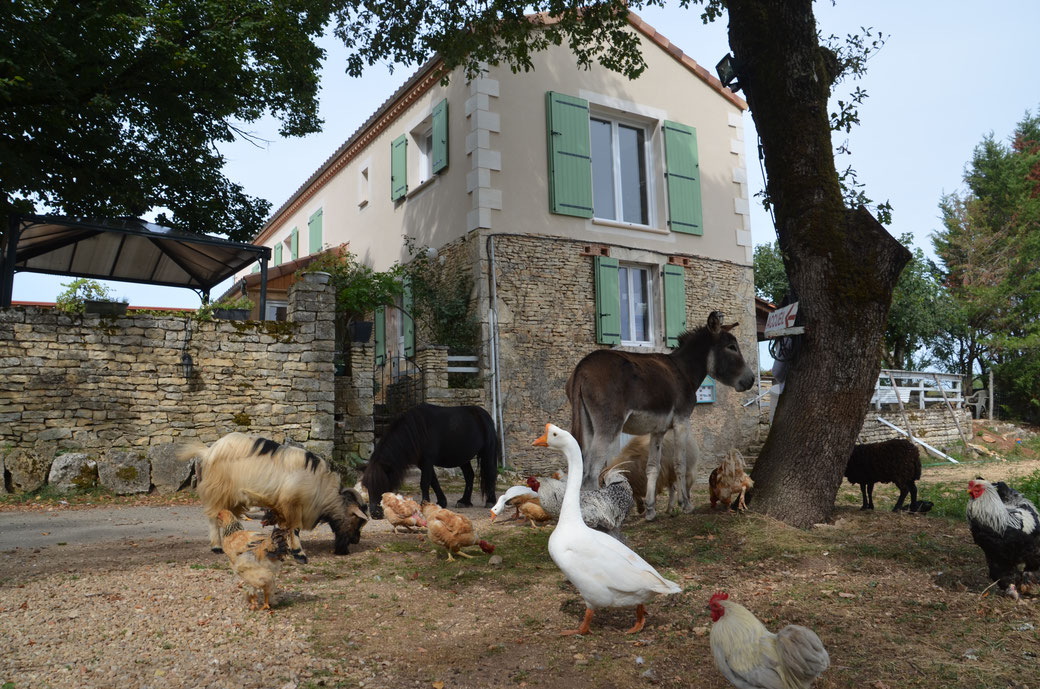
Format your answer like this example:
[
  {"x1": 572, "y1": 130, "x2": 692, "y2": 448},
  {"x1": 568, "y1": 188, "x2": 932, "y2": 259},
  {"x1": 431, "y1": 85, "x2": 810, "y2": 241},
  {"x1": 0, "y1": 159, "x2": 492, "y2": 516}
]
[{"x1": 533, "y1": 423, "x2": 682, "y2": 635}]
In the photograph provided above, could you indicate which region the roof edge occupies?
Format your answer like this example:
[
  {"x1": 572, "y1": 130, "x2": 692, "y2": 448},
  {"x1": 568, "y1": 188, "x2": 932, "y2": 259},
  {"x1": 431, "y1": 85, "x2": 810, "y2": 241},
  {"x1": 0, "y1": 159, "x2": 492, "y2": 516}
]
[{"x1": 254, "y1": 11, "x2": 746, "y2": 244}]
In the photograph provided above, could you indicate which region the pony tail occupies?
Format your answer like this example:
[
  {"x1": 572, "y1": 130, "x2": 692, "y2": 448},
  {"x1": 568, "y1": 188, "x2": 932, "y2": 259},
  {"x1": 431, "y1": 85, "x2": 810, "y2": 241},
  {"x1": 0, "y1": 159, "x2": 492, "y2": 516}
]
[{"x1": 479, "y1": 412, "x2": 499, "y2": 503}]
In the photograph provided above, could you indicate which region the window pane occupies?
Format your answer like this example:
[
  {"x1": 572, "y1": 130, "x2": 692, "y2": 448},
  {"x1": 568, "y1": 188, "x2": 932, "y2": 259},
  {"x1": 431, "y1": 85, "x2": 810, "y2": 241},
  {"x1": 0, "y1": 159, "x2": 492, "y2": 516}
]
[
  {"x1": 618, "y1": 266, "x2": 630, "y2": 341},
  {"x1": 618, "y1": 124, "x2": 648, "y2": 225},
  {"x1": 633, "y1": 268, "x2": 650, "y2": 341},
  {"x1": 590, "y1": 118, "x2": 616, "y2": 220}
]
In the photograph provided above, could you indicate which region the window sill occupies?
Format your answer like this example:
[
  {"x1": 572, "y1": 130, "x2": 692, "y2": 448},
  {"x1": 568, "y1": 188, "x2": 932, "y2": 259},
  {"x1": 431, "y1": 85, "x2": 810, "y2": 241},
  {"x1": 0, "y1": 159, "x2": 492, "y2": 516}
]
[
  {"x1": 406, "y1": 175, "x2": 438, "y2": 199},
  {"x1": 591, "y1": 217, "x2": 669, "y2": 235}
]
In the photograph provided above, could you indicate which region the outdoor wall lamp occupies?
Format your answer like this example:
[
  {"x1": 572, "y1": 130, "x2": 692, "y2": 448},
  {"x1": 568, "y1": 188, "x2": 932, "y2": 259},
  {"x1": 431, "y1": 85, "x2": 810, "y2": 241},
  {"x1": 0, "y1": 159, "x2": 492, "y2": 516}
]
[
  {"x1": 715, "y1": 53, "x2": 743, "y2": 93},
  {"x1": 181, "y1": 351, "x2": 194, "y2": 380}
]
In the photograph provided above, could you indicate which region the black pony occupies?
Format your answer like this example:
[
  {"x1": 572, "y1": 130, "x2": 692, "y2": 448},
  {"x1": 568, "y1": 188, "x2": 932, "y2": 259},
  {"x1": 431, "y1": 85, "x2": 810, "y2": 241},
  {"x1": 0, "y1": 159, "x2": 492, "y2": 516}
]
[{"x1": 363, "y1": 403, "x2": 499, "y2": 519}]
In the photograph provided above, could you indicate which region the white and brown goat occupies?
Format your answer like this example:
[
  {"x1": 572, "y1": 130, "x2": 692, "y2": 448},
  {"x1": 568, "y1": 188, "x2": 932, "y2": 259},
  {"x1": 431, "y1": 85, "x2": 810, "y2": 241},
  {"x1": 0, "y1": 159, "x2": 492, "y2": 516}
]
[{"x1": 180, "y1": 433, "x2": 368, "y2": 562}]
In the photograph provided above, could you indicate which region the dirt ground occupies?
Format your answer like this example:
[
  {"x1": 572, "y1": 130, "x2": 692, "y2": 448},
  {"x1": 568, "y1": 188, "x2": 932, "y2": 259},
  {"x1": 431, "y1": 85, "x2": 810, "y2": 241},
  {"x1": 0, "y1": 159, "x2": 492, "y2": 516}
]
[{"x1": 2, "y1": 422, "x2": 1039, "y2": 689}]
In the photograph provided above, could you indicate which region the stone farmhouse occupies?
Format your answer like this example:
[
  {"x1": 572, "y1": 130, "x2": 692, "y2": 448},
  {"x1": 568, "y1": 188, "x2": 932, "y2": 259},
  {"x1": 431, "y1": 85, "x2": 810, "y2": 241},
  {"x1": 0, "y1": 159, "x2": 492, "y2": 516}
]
[{"x1": 229, "y1": 11, "x2": 761, "y2": 472}]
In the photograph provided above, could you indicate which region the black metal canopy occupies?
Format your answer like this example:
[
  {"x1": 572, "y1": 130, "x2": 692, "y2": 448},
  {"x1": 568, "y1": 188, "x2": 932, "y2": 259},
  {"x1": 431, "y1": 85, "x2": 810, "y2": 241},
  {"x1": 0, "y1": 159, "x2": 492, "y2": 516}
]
[{"x1": 1, "y1": 215, "x2": 270, "y2": 310}]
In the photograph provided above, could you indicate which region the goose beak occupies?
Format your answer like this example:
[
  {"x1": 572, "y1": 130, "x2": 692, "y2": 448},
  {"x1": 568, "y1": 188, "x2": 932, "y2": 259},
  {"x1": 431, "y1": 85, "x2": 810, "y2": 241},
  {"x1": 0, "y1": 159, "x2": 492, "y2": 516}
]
[
  {"x1": 489, "y1": 509, "x2": 497, "y2": 522},
  {"x1": 532, "y1": 423, "x2": 550, "y2": 447}
]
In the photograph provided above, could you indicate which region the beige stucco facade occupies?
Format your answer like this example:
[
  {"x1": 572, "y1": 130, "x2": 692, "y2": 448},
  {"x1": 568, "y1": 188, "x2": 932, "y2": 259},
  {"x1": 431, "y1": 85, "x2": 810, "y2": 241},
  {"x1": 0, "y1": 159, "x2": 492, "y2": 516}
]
[{"x1": 242, "y1": 13, "x2": 761, "y2": 472}]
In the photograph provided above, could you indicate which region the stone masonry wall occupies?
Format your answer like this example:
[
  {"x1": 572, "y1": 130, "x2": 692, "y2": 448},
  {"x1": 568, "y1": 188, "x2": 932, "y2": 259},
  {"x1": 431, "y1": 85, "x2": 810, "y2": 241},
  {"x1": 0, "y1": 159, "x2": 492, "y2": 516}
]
[
  {"x1": 482, "y1": 233, "x2": 759, "y2": 476},
  {"x1": 858, "y1": 407, "x2": 974, "y2": 451},
  {"x1": 0, "y1": 281, "x2": 336, "y2": 494}
]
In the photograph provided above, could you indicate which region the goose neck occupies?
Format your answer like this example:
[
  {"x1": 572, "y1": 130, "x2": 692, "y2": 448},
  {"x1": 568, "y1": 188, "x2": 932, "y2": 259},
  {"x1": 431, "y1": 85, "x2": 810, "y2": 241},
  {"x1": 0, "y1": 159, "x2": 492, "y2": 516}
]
[{"x1": 559, "y1": 438, "x2": 584, "y2": 522}]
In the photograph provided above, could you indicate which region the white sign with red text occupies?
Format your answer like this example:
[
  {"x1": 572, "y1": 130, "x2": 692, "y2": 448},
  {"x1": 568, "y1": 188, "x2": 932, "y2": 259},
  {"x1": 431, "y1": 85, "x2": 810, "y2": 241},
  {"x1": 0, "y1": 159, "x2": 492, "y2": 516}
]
[{"x1": 764, "y1": 301, "x2": 802, "y2": 338}]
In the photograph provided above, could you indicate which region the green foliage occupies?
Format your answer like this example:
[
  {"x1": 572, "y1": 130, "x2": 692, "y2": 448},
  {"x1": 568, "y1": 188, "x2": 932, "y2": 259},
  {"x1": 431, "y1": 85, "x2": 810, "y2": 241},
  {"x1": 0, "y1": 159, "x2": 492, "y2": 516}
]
[
  {"x1": 302, "y1": 251, "x2": 404, "y2": 320},
  {"x1": 402, "y1": 238, "x2": 480, "y2": 354},
  {"x1": 195, "y1": 293, "x2": 255, "y2": 321},
  {"x1": 884, "y1": 233, "x2": 947, "y2": 370},
  {"x1": 754, "y1": 235, "x2": 947, "y2": 369},
  {"x1": 933, "y1": 109, "x2": 1040, "y2": 420},
  {"x1": 55, "y1": 279, "x2": 117, "y2": 314},
  {"x1": 1, "y1": 0, "x2": 341, "y2": 240},
  {"x1": 752, "y1": 241, "x2": 789, "y2": 305}
]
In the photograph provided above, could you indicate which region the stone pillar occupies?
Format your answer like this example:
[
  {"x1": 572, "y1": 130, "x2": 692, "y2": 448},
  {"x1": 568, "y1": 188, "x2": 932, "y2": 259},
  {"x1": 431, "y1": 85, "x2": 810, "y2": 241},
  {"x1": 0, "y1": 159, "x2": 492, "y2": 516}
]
[
  {"x1": 415, "y1": 345, "x2": 449, "y2": 401},
  {"x1": 288, "y1": 279, "x2": 336, "y2": 458},
  {"x1": 336, "y1": 341, "x2": 375, "y2": 461}
]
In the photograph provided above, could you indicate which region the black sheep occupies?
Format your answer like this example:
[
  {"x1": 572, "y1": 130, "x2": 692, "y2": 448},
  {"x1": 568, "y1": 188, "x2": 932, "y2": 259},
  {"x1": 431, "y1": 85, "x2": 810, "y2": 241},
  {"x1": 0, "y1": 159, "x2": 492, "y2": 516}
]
[{"x1": 845, "y1": 438, "x2": 930, "y2": 512}]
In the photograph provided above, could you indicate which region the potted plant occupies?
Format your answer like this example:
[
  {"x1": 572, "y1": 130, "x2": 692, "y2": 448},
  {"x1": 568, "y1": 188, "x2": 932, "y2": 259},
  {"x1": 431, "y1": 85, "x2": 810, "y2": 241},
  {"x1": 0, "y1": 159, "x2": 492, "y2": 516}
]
[
  {"x1": 207, "y1": 294, "x2": 254, "y2": 320},
  {"x1": 301, "y1": 250, "x2": 403, "y2": 343},
  {"x1": 55, "y1": 279, "x2": 129, "y2": 316}
]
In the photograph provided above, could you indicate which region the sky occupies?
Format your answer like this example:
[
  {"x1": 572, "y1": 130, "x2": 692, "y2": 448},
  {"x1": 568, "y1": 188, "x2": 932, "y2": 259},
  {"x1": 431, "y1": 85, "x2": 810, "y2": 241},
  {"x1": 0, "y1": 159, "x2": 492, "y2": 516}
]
[{"x1": 13, "y1": 0, "x2": 1040, "y2": 315}]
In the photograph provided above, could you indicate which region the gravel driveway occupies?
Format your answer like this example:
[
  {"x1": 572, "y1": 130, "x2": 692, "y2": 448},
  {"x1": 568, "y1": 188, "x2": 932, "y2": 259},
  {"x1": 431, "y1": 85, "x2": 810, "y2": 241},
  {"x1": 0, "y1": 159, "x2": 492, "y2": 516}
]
[{"x1": 0, "y1": 496, "x2": 488, "y2": 689}]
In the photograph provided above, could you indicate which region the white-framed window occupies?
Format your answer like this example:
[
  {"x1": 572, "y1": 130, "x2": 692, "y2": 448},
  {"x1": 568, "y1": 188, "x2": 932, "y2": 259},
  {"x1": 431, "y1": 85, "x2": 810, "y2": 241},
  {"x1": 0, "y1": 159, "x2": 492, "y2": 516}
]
[
  {"x1": 265, "y1": 299, "x2": 288, "y2": 322},
  {"x1": 412, "y1": 124, "x2": 434, "y2": 186},
  {"x1": 590, "y1": 114, "x2": 652, "y2": 226},
  {"x1": 618, "y1": 263, "x2": 653, "y2": 345}
]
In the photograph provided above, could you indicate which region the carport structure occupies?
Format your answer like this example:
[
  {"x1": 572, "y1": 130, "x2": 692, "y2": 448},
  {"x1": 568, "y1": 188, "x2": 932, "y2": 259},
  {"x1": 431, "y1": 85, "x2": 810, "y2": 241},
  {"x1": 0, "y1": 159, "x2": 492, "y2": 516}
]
[{"x1": 1, "y1": 215, "x2": 270, "y2": 311}]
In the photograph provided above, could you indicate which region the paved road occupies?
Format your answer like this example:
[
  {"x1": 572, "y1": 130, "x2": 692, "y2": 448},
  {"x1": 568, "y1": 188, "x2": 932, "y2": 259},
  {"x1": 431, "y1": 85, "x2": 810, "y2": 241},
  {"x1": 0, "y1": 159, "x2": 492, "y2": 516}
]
[{"x1": 0, "y1": 505, "x2": 210, "y2": 550}]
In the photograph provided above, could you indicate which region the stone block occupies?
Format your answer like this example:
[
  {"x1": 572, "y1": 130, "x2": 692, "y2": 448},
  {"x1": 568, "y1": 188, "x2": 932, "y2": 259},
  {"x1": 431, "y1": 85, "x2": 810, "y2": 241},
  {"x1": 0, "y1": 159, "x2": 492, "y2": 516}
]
[
  {"x1": 148, "y1": 443, "x2": 194, "y2": 493},
  {"x1": 4, "y1": 448, "x2": 50, "y2": 493},
  {"x1": 49, "y1": 453, "x2": 98, "y2": 492},
  {"x1": 99, "y1": 449, "x2": 151, "y2": 494}
]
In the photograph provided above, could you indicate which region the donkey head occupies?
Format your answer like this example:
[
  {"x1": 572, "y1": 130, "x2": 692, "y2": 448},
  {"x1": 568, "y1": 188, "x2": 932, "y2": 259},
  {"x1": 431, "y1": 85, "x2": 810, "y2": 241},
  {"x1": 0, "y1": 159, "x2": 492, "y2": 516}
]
[{"x1": 705, "y1": 312, "x2": 756, "y2": 392}]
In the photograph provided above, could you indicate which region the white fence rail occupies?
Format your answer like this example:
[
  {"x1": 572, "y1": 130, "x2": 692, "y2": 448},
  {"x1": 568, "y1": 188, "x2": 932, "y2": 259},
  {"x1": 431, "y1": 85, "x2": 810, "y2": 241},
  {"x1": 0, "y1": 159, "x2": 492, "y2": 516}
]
[
  {"x1": 446, "y1": 355, "x2": 479, "y2": 374},
  {"x1": 871, "y1": 369, "x2": 963, "y2": 410}
]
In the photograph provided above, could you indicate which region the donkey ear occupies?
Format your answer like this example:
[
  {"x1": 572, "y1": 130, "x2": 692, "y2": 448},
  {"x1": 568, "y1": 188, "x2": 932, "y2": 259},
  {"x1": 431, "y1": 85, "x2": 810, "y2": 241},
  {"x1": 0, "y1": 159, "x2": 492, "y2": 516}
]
[
  {"x1": 722, "y1": 321, "x2": 739, "y2": 333},
  {"x1": 707, "y1": 311, "x2": 724, "y2": 334}
]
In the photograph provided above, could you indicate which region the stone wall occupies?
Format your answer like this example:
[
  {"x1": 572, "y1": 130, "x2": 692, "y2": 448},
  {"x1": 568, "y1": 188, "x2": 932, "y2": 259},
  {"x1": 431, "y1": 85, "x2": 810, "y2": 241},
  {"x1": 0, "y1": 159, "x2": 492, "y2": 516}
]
[
  {"x1": 0, "y1": 281, "x2": 336, "y2": 494},
  {"x1": 481, "y1": 233, "x2": 759, "y2": 475},
  {"x1": 858, "y1": 407, "x2": 974, "y2": 451}
]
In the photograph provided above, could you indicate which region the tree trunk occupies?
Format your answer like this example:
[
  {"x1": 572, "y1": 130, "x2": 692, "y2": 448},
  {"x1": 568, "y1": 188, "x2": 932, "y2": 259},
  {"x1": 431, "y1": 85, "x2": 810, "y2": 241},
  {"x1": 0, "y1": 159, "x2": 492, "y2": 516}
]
[{"x1": 727, "y1": 0, "x2": 911, "y2": 527}]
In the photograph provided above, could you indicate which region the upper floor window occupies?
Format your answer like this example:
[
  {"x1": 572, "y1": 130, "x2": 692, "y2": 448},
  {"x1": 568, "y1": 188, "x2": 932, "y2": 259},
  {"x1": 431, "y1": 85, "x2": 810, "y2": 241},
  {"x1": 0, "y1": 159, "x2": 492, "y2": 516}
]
[
  {"x1": 590, "y1": 117, "x2": 650, "y2": 226},
  {"x1": 414, "y1": 125, "x2": 434, "y2": 186}
]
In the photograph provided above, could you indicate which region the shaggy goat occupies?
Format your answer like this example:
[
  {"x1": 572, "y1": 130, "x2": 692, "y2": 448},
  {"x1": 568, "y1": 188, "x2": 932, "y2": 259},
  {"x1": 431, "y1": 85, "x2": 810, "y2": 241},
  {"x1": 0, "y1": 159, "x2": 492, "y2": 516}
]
[
  {"x1": 602, "y1": 429, "x2": 702, "y2": 515},
  {"x1": 845, "y1": 438, "x2": 930, "y2": 512},
  {"x1": 180, "y1": 433, "x2": 369, "y2": 562}
]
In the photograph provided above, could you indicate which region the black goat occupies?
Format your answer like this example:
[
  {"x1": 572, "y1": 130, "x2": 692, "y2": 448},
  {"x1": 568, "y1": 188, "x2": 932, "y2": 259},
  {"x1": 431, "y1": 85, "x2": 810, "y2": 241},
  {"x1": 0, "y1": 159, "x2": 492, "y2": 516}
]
[{"x1": 845, "y1": 438, "x2": 931, "y2": 512}]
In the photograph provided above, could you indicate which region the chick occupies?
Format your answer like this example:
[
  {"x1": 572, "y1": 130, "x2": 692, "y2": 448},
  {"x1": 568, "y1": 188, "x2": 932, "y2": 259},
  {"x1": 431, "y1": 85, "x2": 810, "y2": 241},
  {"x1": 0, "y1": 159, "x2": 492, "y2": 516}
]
[{"x1": 216, "y1": 509, "x2": 290, "y2": 610}]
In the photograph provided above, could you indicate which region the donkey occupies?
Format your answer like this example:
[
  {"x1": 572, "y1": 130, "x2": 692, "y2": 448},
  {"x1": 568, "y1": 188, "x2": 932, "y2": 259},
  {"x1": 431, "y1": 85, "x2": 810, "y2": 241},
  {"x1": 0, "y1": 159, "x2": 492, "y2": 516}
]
[{"x1": 566, "y1": 311, "x2": 755, "y2": 520}]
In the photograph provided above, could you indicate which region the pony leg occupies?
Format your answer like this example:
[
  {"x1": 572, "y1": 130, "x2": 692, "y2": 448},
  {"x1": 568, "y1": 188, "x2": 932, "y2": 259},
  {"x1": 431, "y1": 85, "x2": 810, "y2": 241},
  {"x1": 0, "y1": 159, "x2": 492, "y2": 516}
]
[
  {"x1": 644, "y1": 433, "x2": 664, "y2": 521},
  {"x1": 456, "y1": 460, "x2": 475, "y2": 508}
]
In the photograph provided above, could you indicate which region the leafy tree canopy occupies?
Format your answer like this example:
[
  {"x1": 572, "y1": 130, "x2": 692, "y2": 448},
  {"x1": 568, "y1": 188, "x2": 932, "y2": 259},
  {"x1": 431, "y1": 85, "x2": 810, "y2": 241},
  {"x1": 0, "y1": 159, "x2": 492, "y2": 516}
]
[
  {"x1": 934, "y1": 109, "x2": 1040, "y2": 419},
  {"x1": 1, "y1": 0, "x2": 343, "y2": 241}
]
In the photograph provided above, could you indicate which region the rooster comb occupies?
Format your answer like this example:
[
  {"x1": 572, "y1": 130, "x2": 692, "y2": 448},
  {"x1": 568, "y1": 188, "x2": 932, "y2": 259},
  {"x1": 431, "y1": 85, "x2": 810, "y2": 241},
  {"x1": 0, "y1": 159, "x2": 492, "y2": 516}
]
[{"x1": 709, "y1": 591, "x2": 729, "y2": 605}]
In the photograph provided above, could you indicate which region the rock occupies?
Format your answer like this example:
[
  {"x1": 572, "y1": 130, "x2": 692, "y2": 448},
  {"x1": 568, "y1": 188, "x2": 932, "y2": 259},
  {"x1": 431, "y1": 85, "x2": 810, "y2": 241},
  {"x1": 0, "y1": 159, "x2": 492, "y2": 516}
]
[
  {"x1": 48, "y1": 453, "x2": 98, "y2": 492},
  {"x1": 99, "y1": 449, "x2": 150, "y2": 494},
  {"x1": 148, "y1": 444, "x2": 193, "y2": 493},
  {"x1": 4, "y1": 448, "x2": 50, "y2": 493},
  {"x1": 488, "y1": 554, "x2": 504, "y2": 567}
]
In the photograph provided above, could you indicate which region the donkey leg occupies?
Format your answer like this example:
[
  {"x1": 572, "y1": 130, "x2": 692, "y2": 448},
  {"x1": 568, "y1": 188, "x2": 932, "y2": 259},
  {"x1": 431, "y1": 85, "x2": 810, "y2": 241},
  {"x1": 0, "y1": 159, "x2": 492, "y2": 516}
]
[
  {"x1": 584, "y1": 433, "x2": 617, "y2": 491},
  {"x1": 644, "y1": 434, "x2": 664, "y2": 521},
  {"x1": 456, "y1": 461, "x2": 475, "y2": 508}
]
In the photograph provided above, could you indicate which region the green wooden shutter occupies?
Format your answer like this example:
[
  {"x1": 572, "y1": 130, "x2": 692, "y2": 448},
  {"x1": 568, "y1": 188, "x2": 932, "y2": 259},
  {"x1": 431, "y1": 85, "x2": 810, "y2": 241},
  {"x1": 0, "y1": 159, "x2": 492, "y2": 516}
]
[
  {"x1": 594, "y1": 256, "x2": 621, "y2": 345},
  {"x1": 391, "y1": 134, "x2": 407, "y2": 200},
  {"x1": 273, "y1": 243, "x2": 282, "y2": 265},
  {"x1": 663, "y1": 264, "x2": 687, "y2": 348},
  {"x1": 431, "y1": 99, "x2": 448, "y2": 174},
  {"x1": 290, "y1": 227, "x2": 299, "y2": 260},
  {"x1": 546, "y1": 91, "x2": 593, "y2": 218},
  {"x1": 308, "y1": 209, "x2": 323, "y2": 254},
  {"x1": 402, "y1": 279, "x2": 415, "y2": 357},
  {"x1": 663, "y1": 121, "x2": 703, "y2": 235},
  {"x1": 374, "y1": 307, "x2": 386, "y2": 366}
]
